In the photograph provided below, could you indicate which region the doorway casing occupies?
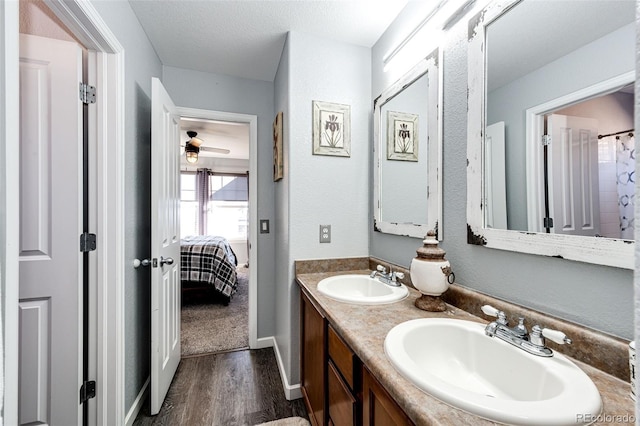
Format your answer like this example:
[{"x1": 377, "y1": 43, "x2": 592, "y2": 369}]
[{"x1": 2, "y1": 1, "x2": 126, "y2": 424}]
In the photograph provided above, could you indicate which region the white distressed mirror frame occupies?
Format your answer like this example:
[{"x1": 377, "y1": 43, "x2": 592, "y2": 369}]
[
  {"x1": 466, "y1": 0, "x2": 634, "y2": 269},
  {"x1": 374, "y1": 49, "x2": 443, "y2": 239}
]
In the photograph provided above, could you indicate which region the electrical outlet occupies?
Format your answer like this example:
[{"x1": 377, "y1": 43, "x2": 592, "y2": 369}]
[{"x1": 320, "y1": 225, "x2": 331, "y2": 243}]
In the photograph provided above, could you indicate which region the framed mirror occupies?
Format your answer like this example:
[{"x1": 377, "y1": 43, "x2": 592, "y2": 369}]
[
  {"x1": 467, "y1": 0, "x2": 635, "y2": 268},
  {"x1": 374, "y1": 49, "x2": 442, "y2": 239}
]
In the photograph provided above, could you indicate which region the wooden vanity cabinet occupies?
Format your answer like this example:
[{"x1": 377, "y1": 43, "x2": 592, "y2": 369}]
[
  {"x1": 300, "y1": 286, "x2": 413, "y2": 426},
  {"x1": 301, "y1": 291, "x2": 327, "y2": 426},
  {"x1": 363, "y1": 367, "x2": 414, "y2": 426}
]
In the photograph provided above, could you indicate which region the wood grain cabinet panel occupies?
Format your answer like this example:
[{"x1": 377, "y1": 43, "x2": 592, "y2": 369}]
[
  {"x1": 362, "y1": 367, "x2": 414, "y2": 426},
  {"x1": 328, "y1": 325, "x2": 358, "y2": 390},
  {"x1": 328, "y1": 361, "x2": 357, "y2": 426},
  {"x1": 300, "y1": 291, "x2": 327, "y2": 426}
]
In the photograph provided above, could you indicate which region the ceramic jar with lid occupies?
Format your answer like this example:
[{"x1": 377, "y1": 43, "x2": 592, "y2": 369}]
[{"x1": 410, "y1": 230, "x2": 454, "y2": 311}]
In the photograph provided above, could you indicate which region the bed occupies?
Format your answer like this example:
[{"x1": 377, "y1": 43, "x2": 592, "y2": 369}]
[{"x1": 180, "y1": 235, "x2": 238, "y2": 304}]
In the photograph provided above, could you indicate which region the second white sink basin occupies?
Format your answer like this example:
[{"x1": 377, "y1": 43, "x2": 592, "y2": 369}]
[
  {"x1": 317, "y1": 274, "x2": 408, "y2": 305},
  {"x1": 384, "y1": 318, "x2": 602, "y2": 425}
]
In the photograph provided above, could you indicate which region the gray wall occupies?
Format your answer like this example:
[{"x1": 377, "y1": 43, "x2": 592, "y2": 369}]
[
  {"x1": 162, "y1": 65, "x2": 277, "y2": 339},
  {"x1": 273, "y1": 32, "x2": 291, "y2": 387},
  {"x1": 90, "y1": 0, "x2": 162, "y2": 412},
  {"x1": 487, "y1": 23, "x2": 635, "y2": 231},
  {"x1": 274, "y1": 31, "x2": 371, "y2": 386},
  {"x1": 371, "y1": 2, "x2": 634, "y2": 340}
]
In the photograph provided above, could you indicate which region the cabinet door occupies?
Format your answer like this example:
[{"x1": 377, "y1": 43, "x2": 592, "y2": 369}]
[
  {"x1": 328, "y1": 325, "x2": 359, "y2": 391},
  {"x1": 301, "y1": 291, "x2": 327, "y2": 426},
  {"x1": 362, "y1": 367, "x2": 414, "y2": 426},
  {"x1": 328, "y1": 361, "x2": 356, "y2": 426}
]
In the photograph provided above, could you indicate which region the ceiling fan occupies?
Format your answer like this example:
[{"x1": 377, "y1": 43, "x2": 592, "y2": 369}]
[{"x1": 182, "y1": 130, "x2": 230, "y2": 164}]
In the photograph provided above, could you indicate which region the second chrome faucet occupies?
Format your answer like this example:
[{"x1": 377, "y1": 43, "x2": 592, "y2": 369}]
[
  {"x1": 370, "y1": 264, "x2": 404, "y2": 287},
  {"x1": 481, "y1": 304, "x2": 572, "y2": 357}
]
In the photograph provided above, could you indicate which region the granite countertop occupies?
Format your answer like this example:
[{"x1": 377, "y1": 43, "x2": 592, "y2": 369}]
[{"x1": 296, "y1": 269, "x2": 635, "y2": 426}]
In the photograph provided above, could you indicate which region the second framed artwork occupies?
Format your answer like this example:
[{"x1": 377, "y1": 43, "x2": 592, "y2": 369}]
[
  {"x1": 387, "y1": 111, "x2": 418, "y2": 161},
  {"x1": 273, "y1": 111, "x2": 283, "y2": 181},
  {"x1": 312, "y1": 100, "x2": 351, "y2": 157}
]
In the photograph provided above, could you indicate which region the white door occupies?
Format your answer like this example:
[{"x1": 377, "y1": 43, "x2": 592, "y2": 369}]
[
  {"x1": 548, "y1": 114, "x2": 601, "y2": 236},
  {"x1": 150, "y1": 77, "x2": 181, "y2": 414},
  {"x1": 18, "y1": 34, "x2": 83, "y2": 425},
  {"x1": 485, "y1": 121, "x2": 507, "y2": 229}
]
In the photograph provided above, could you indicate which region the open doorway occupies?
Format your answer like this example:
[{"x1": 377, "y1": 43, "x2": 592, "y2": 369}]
[{"x1": 177, "y1": 114, "x2": 252, "y2": 356}]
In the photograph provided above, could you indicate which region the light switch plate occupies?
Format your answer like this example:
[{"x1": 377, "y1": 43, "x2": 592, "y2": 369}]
[
  {"x1": 260, "y1": 219, "x2": 270, "y2": 234},
  {"x1": 320, "y1": 225, "x2": 331, "y2": 243}
]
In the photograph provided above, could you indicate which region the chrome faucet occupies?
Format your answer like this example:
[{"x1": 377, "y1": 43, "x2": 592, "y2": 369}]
[
  {"x1": 370, "y1": 264, "x2": 404, "y2": 287},
  {"x1": 481, "y1": 305, "x2": 572, "y2": 357}
]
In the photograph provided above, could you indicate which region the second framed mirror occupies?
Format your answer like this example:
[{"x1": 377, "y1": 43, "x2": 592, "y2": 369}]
[{"x1": 373, "y1": 49, "x2": 442, "y2": 239}]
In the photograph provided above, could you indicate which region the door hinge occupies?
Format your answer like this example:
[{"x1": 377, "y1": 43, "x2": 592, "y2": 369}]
[
  {"x1": 80, "y1": 232, "x2": 97, "y2": 252},
  {"x1": 79, "y1": 82, "x2": 96, "y2": 105},
  {"x1": 542, "y1": 135, "x2": 551, "y2": 146},
  {"x1": 543, "y1": 217, "x2": 554, "y2": 228},
  {"x1": 80, "y1": 380, "x2": 96, "y2": 404}
]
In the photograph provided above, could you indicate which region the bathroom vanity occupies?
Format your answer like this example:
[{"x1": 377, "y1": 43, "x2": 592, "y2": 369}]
[{"x1": 296, "y1": 258, "x2": 634, "y2": 426}]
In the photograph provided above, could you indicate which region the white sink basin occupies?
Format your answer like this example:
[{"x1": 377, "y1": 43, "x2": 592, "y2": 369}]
[
  {"x1": 317, "y1": 274, "x2": 408, "y2": 305},
  {"x1": 384, "y1": 318, "x2": 602, "y2": 425}
]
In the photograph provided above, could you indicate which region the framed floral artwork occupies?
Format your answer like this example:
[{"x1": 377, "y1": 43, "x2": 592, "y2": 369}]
[
  {"x1": 273, "y1": 111, "x2": 283, "y2": 181},
  {"x1": 387, "y1": 111, "x2": 418, "y2": 161},
  {"x1": 312, "y1": 100, "x2": 351, "y2": 157}
]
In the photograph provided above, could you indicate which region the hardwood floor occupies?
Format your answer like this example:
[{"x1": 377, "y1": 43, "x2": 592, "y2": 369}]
[{"x1": 134, "y1": 348, "x2": 309, "y2": 426}]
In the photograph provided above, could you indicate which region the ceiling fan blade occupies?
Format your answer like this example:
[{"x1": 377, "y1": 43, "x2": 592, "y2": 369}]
[
  {"x1": 200, "y1": 146, "x2": 230, "y2": 154},
  {"x1": 184, "y1": 130, "x2": 203, "y2": 147}
]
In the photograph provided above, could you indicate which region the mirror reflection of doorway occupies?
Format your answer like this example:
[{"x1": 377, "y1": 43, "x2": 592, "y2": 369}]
[{"x1": 532, "y1": 84, "x2": 634, "y2": 238}]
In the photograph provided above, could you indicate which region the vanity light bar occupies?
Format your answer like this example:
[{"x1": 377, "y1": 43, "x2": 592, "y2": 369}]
[
  {"x1": 442, "y1": 0, "x2": 477, "y2": 30},
  {"x1": 383, "y1": 0, "x2": 476, "y2": 66},
  {"x1": 382, "y1": 0, "x2": 448, "y2": 65}
]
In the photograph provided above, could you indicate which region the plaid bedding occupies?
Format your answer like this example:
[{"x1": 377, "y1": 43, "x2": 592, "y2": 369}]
[{"x1": 180, "y1": 235, "x2": 238, "y2": 298}]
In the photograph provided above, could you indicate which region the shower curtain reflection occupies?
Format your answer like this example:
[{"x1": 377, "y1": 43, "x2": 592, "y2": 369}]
[{"x1": 615, "y1": 133, "x2": 635, "y2": 239}]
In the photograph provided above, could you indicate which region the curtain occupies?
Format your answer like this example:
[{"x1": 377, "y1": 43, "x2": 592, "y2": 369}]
[
  {"x1": 196, "y1": 168, "x2": 210, "y2": 235},
  {"x1": 615, "y1": 134, "x2": 635, "y2": 239}
]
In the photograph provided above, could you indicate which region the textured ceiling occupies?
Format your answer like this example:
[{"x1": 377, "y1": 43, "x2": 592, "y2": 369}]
[{"x1": 129, "y1": 0, "x2": 408, "y2": 82}]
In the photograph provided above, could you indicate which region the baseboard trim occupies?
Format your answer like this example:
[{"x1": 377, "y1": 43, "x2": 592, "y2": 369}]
[
  {"x1": 270, "y1": 336, "x2": 302, "y2": 401},
  {"x1": 254, "y1": 336, "x2": 275, "y2": 349},
  {"x1": 124, "y1": 377, "x2": 149, "y2": 426}
]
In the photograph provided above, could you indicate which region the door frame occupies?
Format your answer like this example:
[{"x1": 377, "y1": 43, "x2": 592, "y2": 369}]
[
  {"x1": 177, "y1": 107, "x2": 259, "y2": 348},
  {"x1": 2, "y1": 1, "x2": 126, "y2": 424},
  {"x1": 1, "y1": 2, "x2": 20, "y2": 424}
]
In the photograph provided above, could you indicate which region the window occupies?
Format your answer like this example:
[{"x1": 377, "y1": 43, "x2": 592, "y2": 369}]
[
  {"x1": 180, "y1": 171, "x2": 248, "y2": 240},
  {"x1": 207, "y1": 175, "x2": 248, "y2": 240},
  {"x1": 180, "y1": 173, "x2": 198, "y2": 238}
]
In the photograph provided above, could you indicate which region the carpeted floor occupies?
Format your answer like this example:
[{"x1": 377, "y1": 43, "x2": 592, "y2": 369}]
[{"x1": 181, "y1": 266, "x2": 249, "y2": 356}]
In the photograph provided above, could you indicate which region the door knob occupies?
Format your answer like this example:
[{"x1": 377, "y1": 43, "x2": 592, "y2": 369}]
[
  {"x1": 159, "y1": 256, "x2": 174, "y2": 266},
  {"x1": 133, "y1": 258, "x2": 151, "y2": 268}
]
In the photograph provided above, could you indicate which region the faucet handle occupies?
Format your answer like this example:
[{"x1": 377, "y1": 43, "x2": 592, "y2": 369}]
[
  {"x1": 394, "y1": 271, "x2": 405, "y2": 280},
  {"x1": 481, "y1": 305, "x2": 500, "y2": 317},
  {"x1": 376, "y1": 264, "x2": 387, "y2": 274},
  {"x1": 541, "y1": 328, "x2": 572, "y2": 345},
  {"x1": 481, "y1": 305, "x2": 507, "y2": 325}
]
